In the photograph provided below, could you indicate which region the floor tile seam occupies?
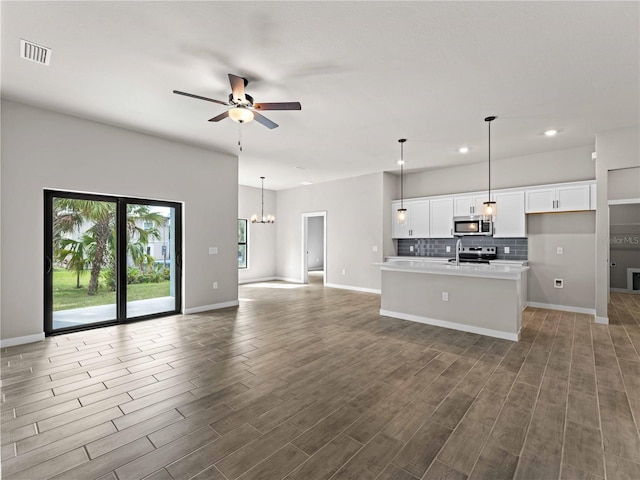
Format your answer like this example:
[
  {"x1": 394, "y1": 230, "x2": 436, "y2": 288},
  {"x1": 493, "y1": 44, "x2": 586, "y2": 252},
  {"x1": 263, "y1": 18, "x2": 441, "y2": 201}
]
[
  {"x1": 559, "y1": 316, "x2": 598, "y2": 480},
  {"x1": 609, "y1": 326, "x2": 640, "y2": 442},
  {"x1": 589, "y1": 319, "x2": 610, "y2": 480},
  {"x1": 216, "y1": 441, "x2": 309, "y2": 480},
  {"x1": 465, "y1": 313, "x2": 551, "y2": 478},
  {"x1": 497, "y1": 314, "x2": 563, "y2": 459}
]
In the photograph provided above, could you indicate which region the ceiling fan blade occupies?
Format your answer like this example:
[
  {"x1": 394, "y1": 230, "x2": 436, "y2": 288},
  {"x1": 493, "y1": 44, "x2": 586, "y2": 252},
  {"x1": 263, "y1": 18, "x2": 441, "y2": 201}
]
[
  {"x1": 208, "y1": 110, "x2": 230, "y2": 122},
  {"x1": 253, "y1": 102, "x2": 302, "y2": 111},
  {"x1": 173, "y1": 90, "x2": 228, "y2": 106},
  {"x1": 228, "y1": 74, "x2": 247, "y2": 103},
  {"x1": 253, "y1": 111, "x2": 278, "y2": 129}
]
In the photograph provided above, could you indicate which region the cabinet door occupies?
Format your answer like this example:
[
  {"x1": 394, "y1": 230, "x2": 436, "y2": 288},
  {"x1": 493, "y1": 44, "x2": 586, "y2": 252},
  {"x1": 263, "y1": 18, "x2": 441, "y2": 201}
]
[
  {"x1": 391, "y1": 201, "x2": 411, "y2": 238},
  {"x1": 409, "y1": 200, "x2": 430, "y2": 238},
  {"x1": 493, "y1": 190, "x2": 525, "y2": 237},
  {"x1": 429, "y1": 197, "x2": 454, "y2": 238},
  {"x1": 556, "y1": 184, "x2": 590, "y2": 212},
  {"x1": 525, "y1": 187, "x2": 555, "y2": 213},
  {"x1": 454, "y1": 194, "x2": 488, "y2": 215}
]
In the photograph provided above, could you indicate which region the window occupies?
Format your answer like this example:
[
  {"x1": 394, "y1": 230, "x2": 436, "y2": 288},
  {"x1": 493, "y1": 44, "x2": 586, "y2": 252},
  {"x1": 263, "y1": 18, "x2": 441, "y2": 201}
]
[{"x1": 238, "y1": 219, "x2": 248, "y2": 269}]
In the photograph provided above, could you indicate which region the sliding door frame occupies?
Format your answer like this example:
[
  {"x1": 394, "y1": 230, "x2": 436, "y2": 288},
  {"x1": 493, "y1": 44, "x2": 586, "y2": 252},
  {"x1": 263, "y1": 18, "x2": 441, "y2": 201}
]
[{"x1": 44, "y1": 190, "x2": 182, "y2": 335}]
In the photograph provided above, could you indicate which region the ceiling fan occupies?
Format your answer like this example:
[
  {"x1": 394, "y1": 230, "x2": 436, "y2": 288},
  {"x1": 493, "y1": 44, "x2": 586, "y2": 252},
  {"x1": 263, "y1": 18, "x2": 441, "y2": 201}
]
[{"x1": 173, "y1": 73, "x2": 301, "y2": 129}]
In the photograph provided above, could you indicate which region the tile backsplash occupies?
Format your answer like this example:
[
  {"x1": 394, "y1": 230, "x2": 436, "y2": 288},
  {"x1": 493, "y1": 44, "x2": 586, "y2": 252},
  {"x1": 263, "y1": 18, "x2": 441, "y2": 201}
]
[{"x1": 397, "y1": 236, "x2": 528, "y2": 261}]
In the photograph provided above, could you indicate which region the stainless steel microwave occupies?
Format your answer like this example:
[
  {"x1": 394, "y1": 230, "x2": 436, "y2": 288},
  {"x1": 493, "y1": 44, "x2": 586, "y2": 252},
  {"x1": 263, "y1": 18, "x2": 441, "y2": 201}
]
[{"x1": 453, "y1": 215, "x2": 493, "y2": 236}]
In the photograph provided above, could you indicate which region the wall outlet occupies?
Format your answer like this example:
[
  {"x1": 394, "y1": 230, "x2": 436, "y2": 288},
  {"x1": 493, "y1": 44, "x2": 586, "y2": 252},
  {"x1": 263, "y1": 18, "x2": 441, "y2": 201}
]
[
  {"x1": 442, "y1": 292, "x2": 449, "y2": 301},
  {"x1": 209, "y1": 247, "x2": 218, "y2": 255},
  {"x1": 504, "y1": 246, "x2": 510, "y2": 254},
  {"x1": 554, "y1": 278, "x2": 564, "y2": 288},
  {"x1": 446, "y1": 246, "x2": 451, "y2": 253},
  {"x1": 409, "y1": 245, "x2": 414, "y2": 252},
  {"x1": 213, "y1": 282, "x2": 218, "y2": 290},
  {"x1": 341, "y1": 269, "x2": 346, "y2": 275},
  {"x1": 372, "y1": 246, "x2": 378, "y2": 252},
  {"x1": 556, "y1": 246, "x2": 563, "y2": 255}
]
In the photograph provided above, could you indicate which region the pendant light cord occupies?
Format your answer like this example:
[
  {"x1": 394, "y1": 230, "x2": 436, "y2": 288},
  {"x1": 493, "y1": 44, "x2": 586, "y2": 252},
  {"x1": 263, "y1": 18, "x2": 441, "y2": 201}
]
[
  {"x1": 400, "y1": 141, "x2": 404, "y2": 210},
  {"x1": 261, "y1": 176, "x2": 265, "y2": 220},
  {"x1": 488, "y1": 119, "x2": 491, "y2": 199}
]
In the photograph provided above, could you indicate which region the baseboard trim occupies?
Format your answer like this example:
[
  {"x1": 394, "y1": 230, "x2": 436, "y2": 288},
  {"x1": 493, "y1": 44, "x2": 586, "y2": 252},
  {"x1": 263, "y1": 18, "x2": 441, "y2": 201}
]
[
  {"x1": 184, "y1": 300, "x2": 239, "y2": 315},
  {"x1": 526, "y1": 302, "x2": 596, "y2": 316},
  {"x1": 595, "y1": 316, "x2": 609, "y2": 324},
  {"x1": 1, "y1": 333, "x2": 46, "y2": 348},
  {"x1": 238, "y1": 277, "x2": 278, "y2": 285},
  {"x1": 325, "y1": 283, "x2": 381, "y2": 294},
  {"x1": 380, "y1": 309, "x2": 519, "y2": 341},
  {"x1": 274, "y1": 276, "x2": 302, "y2": 284},
  {"x1": 610, "y1": 288, "x2": 640, "y2": 295}
]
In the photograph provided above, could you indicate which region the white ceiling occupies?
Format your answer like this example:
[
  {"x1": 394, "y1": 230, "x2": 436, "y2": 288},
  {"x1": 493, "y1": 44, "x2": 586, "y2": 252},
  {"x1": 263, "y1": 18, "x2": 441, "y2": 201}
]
[{"x1": 2, "y1": 1, "x2": 638, "y2": 190}]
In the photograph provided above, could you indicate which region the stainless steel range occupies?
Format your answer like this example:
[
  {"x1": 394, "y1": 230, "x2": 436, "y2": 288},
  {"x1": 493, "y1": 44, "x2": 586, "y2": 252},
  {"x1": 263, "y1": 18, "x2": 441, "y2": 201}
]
[{"x1": 448, "y1": 245, "x2": 497, "y2": 265}]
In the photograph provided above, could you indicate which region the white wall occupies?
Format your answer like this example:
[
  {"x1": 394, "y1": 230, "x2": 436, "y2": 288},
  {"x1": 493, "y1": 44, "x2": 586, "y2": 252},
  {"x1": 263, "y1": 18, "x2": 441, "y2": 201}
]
[
  {"x1": 1, "y1": 100, "x2": 238, "y2": 343},
  {"x1": 275, "y1": 173, "x2": 384, "y2": 292},
  {"x1": 595, "y1": 126, "x2": 640, "y2": 321},
  {"x1": 238, "y1": 184, "x2": 277, "y2": 283},
  {"x1": 307, "y1": 216, "x2": 324, "y2": 270},
  {"x1": 403, "y1": 145, "x2": 595, "y2": 199}
]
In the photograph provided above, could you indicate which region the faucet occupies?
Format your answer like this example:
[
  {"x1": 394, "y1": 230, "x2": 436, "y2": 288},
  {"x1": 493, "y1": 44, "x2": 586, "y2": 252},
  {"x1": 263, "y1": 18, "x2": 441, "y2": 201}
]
[{"x1": 455, "y1": 238, "x2": 462, "y2": 266}]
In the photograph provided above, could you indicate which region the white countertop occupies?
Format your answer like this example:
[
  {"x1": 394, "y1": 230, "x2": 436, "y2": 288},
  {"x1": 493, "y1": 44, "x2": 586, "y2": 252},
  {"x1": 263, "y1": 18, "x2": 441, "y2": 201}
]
[
  {"x1": 378, "y1": 259, "x2": 529, "y2": 280},
  {"x1": 385, "y1": 256, "x2": 528, "y2": 266}
]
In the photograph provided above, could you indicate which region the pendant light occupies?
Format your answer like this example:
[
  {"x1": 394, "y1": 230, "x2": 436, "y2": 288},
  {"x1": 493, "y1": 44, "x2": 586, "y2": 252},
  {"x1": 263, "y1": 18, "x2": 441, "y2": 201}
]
[
  {"x1": 483, "y1": 116, "x2": 497, "y2": 216},
  {"x1": 251, "y1": 177, "x2": 275, "y2": 224},
  {"x1": 396, "y1": 139, "x2": 408, "y2": 225}
]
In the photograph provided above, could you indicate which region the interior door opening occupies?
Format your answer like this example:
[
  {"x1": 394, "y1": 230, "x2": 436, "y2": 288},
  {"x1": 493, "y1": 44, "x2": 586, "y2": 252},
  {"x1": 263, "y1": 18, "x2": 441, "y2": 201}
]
[
  {"x1": 45, "y1": 190, "x2": 182, "y2": 335},
  {"x1": 301, "y1": 212, "x2": 326, "y2": 285}
]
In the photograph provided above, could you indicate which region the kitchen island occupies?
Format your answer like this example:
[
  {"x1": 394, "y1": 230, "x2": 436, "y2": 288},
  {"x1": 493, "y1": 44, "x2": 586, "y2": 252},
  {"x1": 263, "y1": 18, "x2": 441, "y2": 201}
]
[{"x1": 379, "y1": 259, "x2": 529, "y2": 341}]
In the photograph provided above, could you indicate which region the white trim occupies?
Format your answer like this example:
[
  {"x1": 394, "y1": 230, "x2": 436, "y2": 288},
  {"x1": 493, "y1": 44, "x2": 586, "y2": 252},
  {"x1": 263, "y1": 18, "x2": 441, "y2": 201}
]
[
  {"x1": 610, "y1": 287, "x2": 640, "y2": 295},
  {"x1": 238, "y1": 276, "x2": 278, "y2": 285},
  {"x1": 608, "y1": 198, "x2": 640, "y2": 205},
  {"x1": 325, "y1": 283, "x2": 381, "y2": 294},
  {"x1": 380, "y1": 309, "x2": 519, "y2": 341},
  {"x1": 274, "y1": 276, "x2": 302, "y2": 284},
  {"x1": 596, "y1": 316, "x2": 609, "y2": 324},
  {"x1": 184, "y1": 300, "x2": 239, "y2": 314},
  {"x1": 1, "y1": 333, "x2": 46, "y2": 348},
  {"x1": 526, "y1": 301, "x2": 596, "y2": 315}
]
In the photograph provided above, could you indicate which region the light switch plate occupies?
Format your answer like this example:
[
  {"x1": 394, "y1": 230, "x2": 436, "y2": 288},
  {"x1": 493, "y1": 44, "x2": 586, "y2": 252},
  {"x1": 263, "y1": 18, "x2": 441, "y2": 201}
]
[
  {"x1": 556, "y1": 247, "x2": 563, "y2": 255},
  {"x1": 209, "y1": 247, "x2": 218, "y2": 255},
  {"x1": 372, "y1": 246, "x2": 378, "y2": 252}
]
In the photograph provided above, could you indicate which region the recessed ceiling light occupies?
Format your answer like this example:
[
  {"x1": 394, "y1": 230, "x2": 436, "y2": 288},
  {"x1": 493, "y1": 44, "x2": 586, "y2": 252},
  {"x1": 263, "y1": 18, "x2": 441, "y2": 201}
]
[
  {"x1": 458, "y1": 146, "x2": 470, "y2": 154},
  {"x1": 300, "y1": 181, "x2": 313, "y2": 185},
  {"x1": 295, "y1": 166, "x2": 306, "y2": 170},
  {"x1": 544, "y1": 129, "x2": 558, "y2": 137}
]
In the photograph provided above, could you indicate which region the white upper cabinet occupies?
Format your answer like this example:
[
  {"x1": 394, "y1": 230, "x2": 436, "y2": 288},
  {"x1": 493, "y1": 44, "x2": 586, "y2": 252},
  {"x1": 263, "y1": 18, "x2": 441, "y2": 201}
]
[
  {"x1": 453, "y1": 194, "x2": 488, "y2": 216},
  {"x1": 493, "y1": 190, "x2": 526, "y2": 237},
  {"x1": 525, "y1": 182, "x2": 592, "y2": 213},
  {"x1": 391, "y1": 199, "x2": 430, "y2": 238},
  {"x1": 429, "y1": 196, "x2": 454, "y2": 238}
]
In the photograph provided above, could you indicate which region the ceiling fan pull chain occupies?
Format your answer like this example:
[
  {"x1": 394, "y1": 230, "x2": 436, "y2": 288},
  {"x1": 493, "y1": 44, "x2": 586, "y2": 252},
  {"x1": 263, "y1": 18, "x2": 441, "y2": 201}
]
[{"x1": 238, "y1": 124, "x2": 243, "y2": 152}]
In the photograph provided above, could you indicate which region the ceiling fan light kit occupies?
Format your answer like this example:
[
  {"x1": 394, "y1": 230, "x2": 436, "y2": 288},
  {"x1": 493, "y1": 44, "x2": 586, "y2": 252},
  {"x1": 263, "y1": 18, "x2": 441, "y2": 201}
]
[{"x1": 174, "y1": 73, "x2": 301, "y2": 130}]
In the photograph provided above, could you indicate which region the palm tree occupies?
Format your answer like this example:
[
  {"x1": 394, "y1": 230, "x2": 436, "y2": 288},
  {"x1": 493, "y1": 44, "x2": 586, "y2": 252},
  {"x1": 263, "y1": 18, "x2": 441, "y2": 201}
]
[{"x1": 53, "y1": 199, "x2": 165, "y2": 296}]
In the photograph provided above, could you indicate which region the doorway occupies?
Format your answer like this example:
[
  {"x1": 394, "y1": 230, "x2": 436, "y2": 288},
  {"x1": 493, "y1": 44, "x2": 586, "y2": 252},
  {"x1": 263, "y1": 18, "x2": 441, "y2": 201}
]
[
  {"x1": 44, "y1": 190, "x2": 182, "y2": 334},
  {"x1": 301, "y1": 212, "x2": 326, "y2": 285},
  {"x1": 609, "y1": 202, "x2": 640, "y2": 293}
]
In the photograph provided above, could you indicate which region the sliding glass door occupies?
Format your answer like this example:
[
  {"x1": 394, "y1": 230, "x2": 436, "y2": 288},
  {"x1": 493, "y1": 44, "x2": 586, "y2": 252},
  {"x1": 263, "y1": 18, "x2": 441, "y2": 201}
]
[{"x1": 45, "y1": 191, "x2": 182, "y2": 334}]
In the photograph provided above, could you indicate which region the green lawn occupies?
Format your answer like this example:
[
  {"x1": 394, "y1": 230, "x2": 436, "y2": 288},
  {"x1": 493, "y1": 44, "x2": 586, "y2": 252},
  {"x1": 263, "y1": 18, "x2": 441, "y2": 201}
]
[{"x1": 53, "y1": 268, "x2": 170, "y2": 311}]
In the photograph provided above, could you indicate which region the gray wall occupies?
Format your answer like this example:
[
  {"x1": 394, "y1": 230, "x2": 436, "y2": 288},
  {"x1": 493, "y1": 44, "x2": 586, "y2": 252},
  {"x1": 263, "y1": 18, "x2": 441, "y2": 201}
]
[
  {"x1": 1, "y1": 100, "x2": 239, "y2": 342},
  {"x1": 527, "y1": 212, "x2": 596, "y2": 310},
  {"x1": 307, "y1": 216, "x2": 324, "y2": 271},
  {"x1": 276, "y1": 172, "x2": 384, "y2": 292},
  {"x1": 238, "y1": 185, "x2": 277, "y2": 283},
  {"x1": 595, "y1": 126, "x2": 640, "y2": 320},
  {"x1": 403, "y1": 145, "x2": 595, "y2": 198}
]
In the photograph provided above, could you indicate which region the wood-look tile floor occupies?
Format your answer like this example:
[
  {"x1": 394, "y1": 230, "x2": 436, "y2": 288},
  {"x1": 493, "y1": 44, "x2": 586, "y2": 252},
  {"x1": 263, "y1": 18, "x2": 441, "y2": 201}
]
[{"x1": 2, "y1": 277, "x2": 640, "y2": 479}]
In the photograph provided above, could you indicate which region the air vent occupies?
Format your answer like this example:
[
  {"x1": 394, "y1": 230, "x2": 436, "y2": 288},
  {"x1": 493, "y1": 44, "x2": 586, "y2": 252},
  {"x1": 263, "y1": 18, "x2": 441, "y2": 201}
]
[{"x1": 20, "y1": 39, "x2": 51, "y2": 66}]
